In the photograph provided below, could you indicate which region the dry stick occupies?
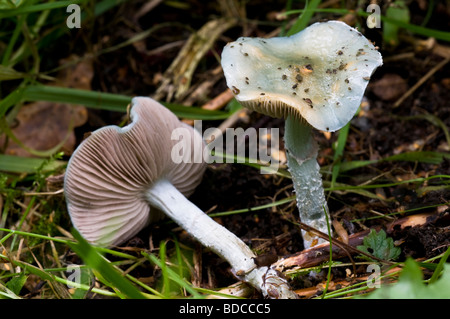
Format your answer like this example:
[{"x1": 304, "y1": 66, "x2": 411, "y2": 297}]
[
  {"x1": 133, "y1": 0, "x2": 164, "y2": 21},
  {"x1": 297, "y1": 222, "x2": 357, "y2": 275},
  {"x1": 182, "y1": 66, "x2": 224, "y2": 105},
  {"x1": 183, "y1": 88, "x2": 234, "y2": 126},
  {"x1": 200, "y1": 89, "x2": 235, "y2": 111},
  {"x1": 393, "y1": 56, "x2": 450, "y2": 108},
  {"x1": 273, "y1": 229, "x2": 370, "y2": 271},
  {"x1": 24, "y1": 189, "x2": 64, "y2": 196},
  {"x1": 295, "y1": 265, "x2": 403, "y2": 298},
  {"x1": 297, "y1": 221, "x2": 395, "y2": 265},
  {"x1": 154, "y1": 18, "x2": 237, "y2": 101}
]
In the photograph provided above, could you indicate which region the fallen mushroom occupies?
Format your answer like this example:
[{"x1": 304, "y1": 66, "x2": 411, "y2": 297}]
[
  {"x1": 221, "y1": 21, "x2": 382, "y2": 248},
  {"x1": 64, "y1": 97, "x2": 297, "y2": 298}
]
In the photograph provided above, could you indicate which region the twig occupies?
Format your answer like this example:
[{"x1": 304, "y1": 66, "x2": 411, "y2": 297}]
[
  {"x1": 297, "y1": 222, "x2": 358, "y2": 275},
  {"x1": 394, "y1": 56, "x2": 450, "y2": 108},
  {"x1": 23, "y1": 189, "x2": 64, "y2": 196},
  {"x1": 183, "y1": 88, "x2": 234, "y2": 126},
  {"x1": 297, "y1": 221, "x2": 395, "y2": 265}
]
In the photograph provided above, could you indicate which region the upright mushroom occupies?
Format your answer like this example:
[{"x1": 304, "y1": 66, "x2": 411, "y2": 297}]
[
  {"x1": 64, "y1": 97, "x2": 297, "y2": 298},
  {"x1": 221, "y1": 21, "x2": 383, "y2": 248}
]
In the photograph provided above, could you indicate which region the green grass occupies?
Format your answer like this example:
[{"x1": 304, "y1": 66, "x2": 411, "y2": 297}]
[{"x1": 1, "y1": 0, "x2": 449, "y2": 299}]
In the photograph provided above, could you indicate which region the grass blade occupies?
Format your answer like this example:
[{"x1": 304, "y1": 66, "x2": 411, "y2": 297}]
[
  {"x1": 68, "y1": 230, "x2": 146, "y2": 299},
  {"x1": 22, "y1": 85, "x2": 130, "y2": 112},
  {"x1": 0, "y1": 154, "x2": 66, "y2": 173},
  {"x1": 286, "y1": 0, "x2": 322, "y2": 36},
  {"x1": 331, "y1": 122, "x2": 350, "y2": 188},
  {"x1": 142, "y1": 251, "x2": 202, "y2": 298},
  {"x1": 0, "y1": 0, "x2": 85, "y2": 19},
  {"x1": 428, "y1": 247, "x2": 450, "y2": 284},
  {"x1": 339, "y1": 151, "x2": 450, "y2": 173},
  {"x1": 21, "y1": 85, "x2": 233, "y2": 119}
]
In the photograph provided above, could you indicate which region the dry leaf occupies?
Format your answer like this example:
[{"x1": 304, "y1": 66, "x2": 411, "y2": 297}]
[
  {"x1": 1, "y1": 55, "x2": 92, "y2": 157},
  {"x1": 3, "y1": 102, "x2": 87, "y2": 157},
  {"x1": 370, "y1": 73, "x2": 408, "y2": 101}
]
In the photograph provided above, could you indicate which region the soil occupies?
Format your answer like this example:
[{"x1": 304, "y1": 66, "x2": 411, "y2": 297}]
[{"x1": 18, "y1": 1, "x2": 450, "y2": 296}]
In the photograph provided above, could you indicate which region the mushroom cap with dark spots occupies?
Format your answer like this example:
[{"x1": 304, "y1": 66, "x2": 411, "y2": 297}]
[{"x1": 221, "y1": 21, "x2": 382, "y2": 132}]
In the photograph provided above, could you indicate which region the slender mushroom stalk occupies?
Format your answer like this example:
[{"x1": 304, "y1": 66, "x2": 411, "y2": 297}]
[
  {"x1": 146, "y1": 179, "x2": 295, "y2": 299},
  {"x1": 221, "y1": 21, "x2": 383, "y2": 248},
  {"x1": 284, "y1": 118, "x2": 327, "y2": 245},
  {"x1": 64, "y1": 97, "x2": 297, "y2": 299}
]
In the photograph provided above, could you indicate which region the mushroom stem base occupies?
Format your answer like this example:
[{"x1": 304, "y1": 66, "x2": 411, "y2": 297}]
[
  {"x1": 284, "y1": 116, "x2": 330, "y2": 248},
  {"x1": 146, "y1": 179, "x2": 297, "y2": 298}
]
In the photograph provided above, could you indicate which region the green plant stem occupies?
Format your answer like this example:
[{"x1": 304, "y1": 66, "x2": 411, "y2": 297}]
[
  {"x1": 0, "y1": 228, "x2": 136, "y2": 260},
  {"x1": 284, "y1": 115, "x2": 329, "y2": 248},
  {"x1": 322, "y1": 206, "x2": 333, "y2": 298}
]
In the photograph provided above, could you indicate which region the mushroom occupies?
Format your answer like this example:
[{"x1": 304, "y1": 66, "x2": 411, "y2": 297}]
[
  {"x1": 64, "y1": 97, "x2": 297, "y2": 298},
  {"x1": 221, "y1": 21, "x2": 383, "y2": 248}
]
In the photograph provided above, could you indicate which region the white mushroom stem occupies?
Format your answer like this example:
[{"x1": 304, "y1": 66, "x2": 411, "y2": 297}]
[
  {"x1": 146, "y1": 178, "x2": 297, "y2": 299},
  {"x1": 284, "y1": 115, "x2": 329, "y2": 248}
]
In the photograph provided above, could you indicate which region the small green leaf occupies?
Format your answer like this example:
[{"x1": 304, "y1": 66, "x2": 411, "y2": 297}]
[
  {"x1": 0, "y1": 65, "x2": 25, "y2": 81},
  {"x1": 6, "y1": 273, "x2": 27, "y2": 295},
  {"x1": 363, "y1": 258, "x2": 450, "y2": 299},
  {"x1": 357, "y1": 229, "x2": 401, "y2": 261}
]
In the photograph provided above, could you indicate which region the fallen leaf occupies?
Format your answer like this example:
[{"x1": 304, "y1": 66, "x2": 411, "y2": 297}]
[
  {"x1": 1, "y1": 55, "x2": 92, "y2": 157},
  {"x1": 2, "y1": 102, "x2": 87, "y2": 157},
  {"x1": 370, "y1": 73, "x2": 408, "y2": 101}
]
